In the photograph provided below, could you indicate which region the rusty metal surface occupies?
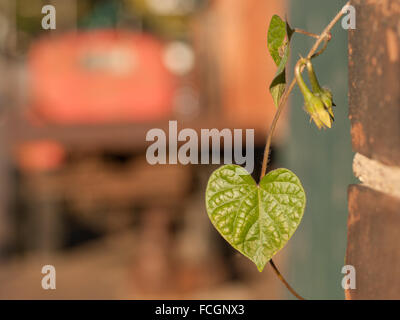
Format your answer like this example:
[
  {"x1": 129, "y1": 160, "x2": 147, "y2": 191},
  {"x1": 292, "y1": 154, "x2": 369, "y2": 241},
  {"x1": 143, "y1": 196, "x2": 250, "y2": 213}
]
[
  {"x1": 346, "y1": 185, "x2": 400, "y2": 299},
  {"x1": 347, "y1": 0, "x2": 400, "y2": 300},
  {"x1": 348, "y1": 0, "x2": 400, "y2": 166}
]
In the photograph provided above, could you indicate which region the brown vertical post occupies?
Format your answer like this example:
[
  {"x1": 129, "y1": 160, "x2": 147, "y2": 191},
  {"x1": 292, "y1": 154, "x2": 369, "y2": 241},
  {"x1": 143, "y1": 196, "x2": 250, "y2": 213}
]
[{"x1": 346, "y1": 0, "x2": 400, "y2": 299}]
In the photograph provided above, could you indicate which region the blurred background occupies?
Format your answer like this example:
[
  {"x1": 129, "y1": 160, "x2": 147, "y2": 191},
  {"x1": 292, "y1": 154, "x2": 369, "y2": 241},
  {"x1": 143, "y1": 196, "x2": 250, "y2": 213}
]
[{"x1": 0, "y1": 0, "x2": 352, "y2": 299}]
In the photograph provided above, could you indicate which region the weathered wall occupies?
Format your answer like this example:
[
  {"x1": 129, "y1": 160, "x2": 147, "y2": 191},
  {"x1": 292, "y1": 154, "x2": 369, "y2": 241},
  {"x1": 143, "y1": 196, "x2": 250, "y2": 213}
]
[{"x1": 346, "y1": 0, "x2": 400, "y2": 300}]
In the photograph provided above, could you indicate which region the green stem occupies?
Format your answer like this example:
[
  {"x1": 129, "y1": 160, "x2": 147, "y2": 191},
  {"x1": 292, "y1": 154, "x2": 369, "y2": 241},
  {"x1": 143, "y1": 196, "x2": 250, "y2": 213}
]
[
  {"x1": 295, "y1": 58, "x2": 313, "y2": 99},
  {"x1": 306, "y1": 59, "x2": 323, "y2": 93}
]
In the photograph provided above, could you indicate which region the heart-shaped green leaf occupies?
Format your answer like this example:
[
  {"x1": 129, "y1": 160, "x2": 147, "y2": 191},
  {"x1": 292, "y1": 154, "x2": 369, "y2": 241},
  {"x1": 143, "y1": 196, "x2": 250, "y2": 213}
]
[{"x1": 206, "y1": 165, "x2": 306, "y2": 272}]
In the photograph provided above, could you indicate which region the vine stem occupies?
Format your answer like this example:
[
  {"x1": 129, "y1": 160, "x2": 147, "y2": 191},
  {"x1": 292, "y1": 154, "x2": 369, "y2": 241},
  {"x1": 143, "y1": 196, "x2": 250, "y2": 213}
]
[
  {"x1": 261, "y1": 1, "x2": 351, "y2": 300},
  {"x1": 294, "y1": 28, "x2": 319, "y2": 39},
  {"x1": 269, "y1": 259, "x2": 305, "y2": 300}
]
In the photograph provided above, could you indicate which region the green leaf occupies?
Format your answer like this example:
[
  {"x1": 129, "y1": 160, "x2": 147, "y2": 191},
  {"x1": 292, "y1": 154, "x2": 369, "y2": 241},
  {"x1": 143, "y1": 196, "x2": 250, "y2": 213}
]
[
  {"x1": 269, "y1": 48, "x2": 289, "y2": 108},
  {"x1": 205, "y1": 165, "x2": 306, "y2": 272},
  {"x1": 267, "y1": 15, "x2": 286, "y2": 66},
  {"x1": 267, "y1": 16, "x2": 294, "y2": 107}
]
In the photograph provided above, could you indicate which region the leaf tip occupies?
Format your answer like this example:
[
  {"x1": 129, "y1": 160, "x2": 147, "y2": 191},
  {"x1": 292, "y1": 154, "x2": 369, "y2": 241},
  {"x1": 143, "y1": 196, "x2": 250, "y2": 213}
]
[{"x1": 256, "y1": 261, "x2": 267, "y2": 272}]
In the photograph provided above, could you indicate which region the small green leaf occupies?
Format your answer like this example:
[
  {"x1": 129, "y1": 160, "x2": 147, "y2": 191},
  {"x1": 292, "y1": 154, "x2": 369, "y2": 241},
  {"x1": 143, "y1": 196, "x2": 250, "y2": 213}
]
[
  {"x1": 269, "y1": 47, "x2": 289, "y2": 108},
  {"x1": 267, "y1": 15, "x2": 287, "y2": 66},
  {"x1": 267, "y1": 16, "x2": 294, "y2": 107},
  {"x1": 205, "y1": 165, "x2": 306, "y2": 272}
]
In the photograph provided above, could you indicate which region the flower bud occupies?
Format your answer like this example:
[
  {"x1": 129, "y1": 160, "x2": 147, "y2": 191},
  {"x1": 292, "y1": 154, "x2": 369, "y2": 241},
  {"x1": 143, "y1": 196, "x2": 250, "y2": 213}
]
[
  {"x1": 305, "y1": 95, "x2": 332, "y2": 129},
  {"x1": 295, "y1": 58, "x2": 332, "y2": 129},
  {"x1": 306, "y1": 59, "x2": 335, "y2": 120}
]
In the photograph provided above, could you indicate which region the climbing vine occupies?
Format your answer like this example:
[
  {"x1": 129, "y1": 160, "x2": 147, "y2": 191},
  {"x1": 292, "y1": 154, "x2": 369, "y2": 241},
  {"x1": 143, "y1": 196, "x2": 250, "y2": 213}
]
[{"x1": 205, "y1": 2, "x2": 350, "y2": 300}]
